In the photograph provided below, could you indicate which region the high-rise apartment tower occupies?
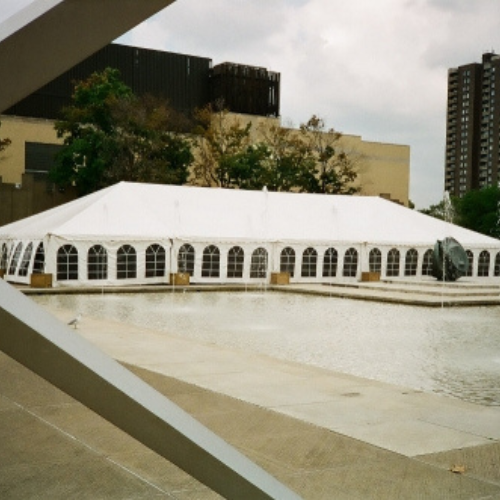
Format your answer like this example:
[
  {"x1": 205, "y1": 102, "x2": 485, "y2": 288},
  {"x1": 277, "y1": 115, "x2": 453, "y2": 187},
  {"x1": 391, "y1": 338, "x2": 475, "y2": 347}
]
[{"x1": 445, "y1": 53, "x2": 500, "y2": 197}]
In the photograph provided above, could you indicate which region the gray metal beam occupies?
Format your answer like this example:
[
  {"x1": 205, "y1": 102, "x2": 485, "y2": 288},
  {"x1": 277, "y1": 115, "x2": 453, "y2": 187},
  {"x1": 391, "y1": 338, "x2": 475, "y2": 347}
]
[
  {"x1": 0, "y1": 279, "x2": 300, "y2": 499},
  {"x1": 0, "y1": 0, "x2": 176, "y2": 113}
]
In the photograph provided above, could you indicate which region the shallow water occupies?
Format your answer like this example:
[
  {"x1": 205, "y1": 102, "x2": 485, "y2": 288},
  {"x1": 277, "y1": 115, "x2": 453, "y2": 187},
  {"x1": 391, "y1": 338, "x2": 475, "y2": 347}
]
[{"x1": 33, "y1": 291, "x2": 500, "y2": 406}]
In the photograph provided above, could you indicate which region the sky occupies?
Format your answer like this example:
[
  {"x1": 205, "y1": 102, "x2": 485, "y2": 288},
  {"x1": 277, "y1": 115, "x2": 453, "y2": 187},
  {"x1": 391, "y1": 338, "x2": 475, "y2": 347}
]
[{"x1": 3, "y1": 0, "x2": 500, "y2": 208}]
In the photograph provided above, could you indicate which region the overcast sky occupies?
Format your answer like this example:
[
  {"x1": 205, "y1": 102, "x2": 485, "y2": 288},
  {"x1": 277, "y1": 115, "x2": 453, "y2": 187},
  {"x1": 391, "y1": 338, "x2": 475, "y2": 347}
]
[{"x1": 4, "y1": 0, "x2": 500, "y2": 208}]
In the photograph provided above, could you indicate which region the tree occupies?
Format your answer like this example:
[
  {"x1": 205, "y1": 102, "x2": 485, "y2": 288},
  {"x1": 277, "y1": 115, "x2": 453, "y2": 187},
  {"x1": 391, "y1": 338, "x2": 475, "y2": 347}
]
[
  {"x1": 455, "y1": 186, "x2": 500, "y2": 238},
  {"x1": 191, "y1": 102, "x2": 254, "y2": 188},
  {"x1": 419, "y1": 197, "x2": 458, "y2": 222},
  {"x1": 50, "y1": 68, "x2": 193, "y2": 195},
  {"x1": 298, "y1": 115, "x2": 359, "y2": 194}
]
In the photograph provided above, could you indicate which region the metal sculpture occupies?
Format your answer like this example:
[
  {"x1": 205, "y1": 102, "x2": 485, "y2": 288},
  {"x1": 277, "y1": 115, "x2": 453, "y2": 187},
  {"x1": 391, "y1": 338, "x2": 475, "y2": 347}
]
[{"x1": 432, "y1": 237, "x2": 469, "y2": 281}]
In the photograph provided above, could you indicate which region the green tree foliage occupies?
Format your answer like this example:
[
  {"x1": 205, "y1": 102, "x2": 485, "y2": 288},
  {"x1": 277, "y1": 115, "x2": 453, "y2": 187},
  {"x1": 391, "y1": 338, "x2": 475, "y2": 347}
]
[
  {"x1": 192, "y1": 107, "x2": 360, "y2": 195},
  {"x1": 419, "y1": 197, "x2": 458, "y2": 222},
  {"x1": 455, "y1": 186, "x2": 500, "y2": 238},
  {"x1": 50, "y1": 68, "x2": 193, "y2": 195}
]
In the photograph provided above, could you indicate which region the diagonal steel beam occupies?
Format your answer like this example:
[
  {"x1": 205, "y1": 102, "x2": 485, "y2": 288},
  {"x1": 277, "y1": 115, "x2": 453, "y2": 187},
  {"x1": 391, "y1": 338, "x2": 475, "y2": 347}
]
[
  {"x1": 0, "y1": 279, "x2": 301, "y2": 499},
  {"x1": 0, "y1": 0, "x2": 176, "y2": 112}
]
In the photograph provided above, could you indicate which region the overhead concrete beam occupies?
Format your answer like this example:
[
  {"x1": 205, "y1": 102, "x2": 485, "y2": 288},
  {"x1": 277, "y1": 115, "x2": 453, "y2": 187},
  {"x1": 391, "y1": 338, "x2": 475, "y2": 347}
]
[
  {"x1": 0, "y1": 0, "x2": 176, "y2": 113},
  {"x1": 0, "y1": 279, "x2": 300, "y2": 499}
]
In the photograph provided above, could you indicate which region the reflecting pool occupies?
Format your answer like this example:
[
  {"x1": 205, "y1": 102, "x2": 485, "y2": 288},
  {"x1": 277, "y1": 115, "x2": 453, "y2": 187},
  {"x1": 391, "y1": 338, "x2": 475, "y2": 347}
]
[{"x1": 33, "y1": 291, "x2": 500, "y2": 406}]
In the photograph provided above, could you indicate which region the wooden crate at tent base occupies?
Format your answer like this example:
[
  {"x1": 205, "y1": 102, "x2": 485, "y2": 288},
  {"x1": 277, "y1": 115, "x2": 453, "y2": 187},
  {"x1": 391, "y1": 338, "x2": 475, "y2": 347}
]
[
  {"x1": 0, "y1": 269, "x2": 5, "y2": 279},
  {"x1": 169, "y1": 273, "x2": 190, "y2": 286},
  {"x1": 361, "y1": 272, "x2": 380, "y2": 282},
  {"x1": 30, "y1": 273, "x2": 53, "y2": 288},
  {"x1": 270, "y1": 272, "x2": 290, "y2": 285}
]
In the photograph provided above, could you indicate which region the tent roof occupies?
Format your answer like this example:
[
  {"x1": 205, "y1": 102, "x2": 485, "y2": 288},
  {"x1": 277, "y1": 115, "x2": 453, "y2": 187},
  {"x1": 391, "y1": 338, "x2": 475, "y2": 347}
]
[{"x1": 1, "y1": 182, "x2": 499, "y2": 247}]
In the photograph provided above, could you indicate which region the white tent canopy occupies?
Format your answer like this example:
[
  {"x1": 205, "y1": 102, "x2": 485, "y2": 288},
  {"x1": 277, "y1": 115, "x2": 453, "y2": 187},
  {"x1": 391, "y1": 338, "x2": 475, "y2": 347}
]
[{"x1": 1, "y1": 182, "x2": 499, "y2": 286}]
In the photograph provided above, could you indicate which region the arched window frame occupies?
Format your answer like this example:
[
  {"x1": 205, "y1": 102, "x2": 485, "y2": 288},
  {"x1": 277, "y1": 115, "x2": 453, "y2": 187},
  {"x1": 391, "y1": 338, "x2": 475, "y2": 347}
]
[
  {"x1": 32, "y1": 243, "x2": 45, "y2": 274},
  {"x1": 145, "y1": 244, "x2": 166, "y2": 278},
  {"x1": 178, "y1": 244, "x2": 195, "y2": 276},
  {"x1": 422, "y1": 249, "x2": 433, "y2": 276},
  {"x1": 227, "y1": 246, "x2": 244, "y2": 278},
  {"x1": 495, "y1": 251, "x2": 500, "y2": 277},
  {"x1": 117, "y1": 244, "x2": 137, "y2": 280},
  {"x1": 386, "y1": 248, "x2": 400, "y2": 277},
  {"x1": 202, "y1": 245, "x2": 220, "y2": 278},
  {"x1": 88, "y1": 245, "x2": 108, "y2": 280},
  {"x1": 343, "y1": 247, "x2": 358, "y2": 277},
  {"x1": 323, "y1": 248, "x2": 338, "y2": 278},
  {"x1": 369, "y1": 248, "x2": 382, "y2": 273},
  {"x1": 8, "y1": 242, "x2": 23, "y2": 275},
  {"x1": 250, "y1": 247, "x2": 268, "y2": 278},
  {"x1": 0, "y1": 243, "x2": 8, "y2": 270},
  {"x1": 301, "y1": 247, "x2": 318, "y2": 278},
  {"x1": 18, "y1": 242, "x2": 34, "y2": 277},
  {"x1": 404, "y1": 248, "x2": 419, "y2": 276},
  {"x1": 465, "y1": 250, "x2": 474, "y2": 277},
  {"x1": 57, "y1": 245, "x2": 78, "y2": 281},
  {"x1": 477, "y1": 250, "x2": 490, "y2": 277},
  {"x1": 280, "y1": 247, "x2": 295, "y2": 277}
]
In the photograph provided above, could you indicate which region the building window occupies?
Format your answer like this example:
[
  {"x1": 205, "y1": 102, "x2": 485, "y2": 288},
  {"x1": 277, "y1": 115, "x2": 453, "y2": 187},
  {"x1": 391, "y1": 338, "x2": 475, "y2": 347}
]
[
  {"x1": 88, "y1": 245, "x2": 108, "y2": 280},
  {"x1": 386, "y1": 248, "x2": 400, "y2": 277},
  {"x1": 422, "y1": 249, "x2": 433, "y2": 276},
  {"x1": 404, "y1": 249, "x2": 418, "y2": 276},
  {"x1": 323, "y1": 248, "x2": 338, "y2": 277},
  {"x1": 228, "y1": 246, "x2": 244, "y2": 278},
  {"x1": 202, "y1": 245, "x2": 220, "y2": 278},
  {"x1": 478, "y1": 250, "x2": 490, "y2": 277},
  {"x1": 25, "y1": 142, "x2": 63, "y2": 175},
  {"x1": 369, "y1": 248, "x2": 382, "y2": 273},
  {"x1": 178, "y1": 244, "x2": 195, "y2": 275},
  {"x1": 301, "y1": 247, "x2": 317, "y2": 278},
  {"x1": 495, "y1": 252, "x2": 500, "y2": 277},
  {"x1": 280, "y1": 247, "x2": 295, "y2": 277},
  {"x1": 250, "y1": 247, "x2": 268, "y2": 278},
  {"x1": 465, "y1": 250, "x2": 474, "y2": 277},
  {"x1": 8, "y1": 242, "x2": 23, "y2": 275},
  {"x1": 18, "y1": 242, "x2": 33, "y2": 277},
  {"x1": 1, "y1": 243, "x2": 8, "y2": 270},
  {"x1": 343, "y1": 248, "x2": 358, "y2": 277},
  {"x1": 145, "y1": 244, "x2": 166, "y2": 278},
  {"x1": 117, "y1": 245, "x2": 137, "y2": 279},
  {"x1": 57, "y1": 245, "x2": 78, "y2": 281}
]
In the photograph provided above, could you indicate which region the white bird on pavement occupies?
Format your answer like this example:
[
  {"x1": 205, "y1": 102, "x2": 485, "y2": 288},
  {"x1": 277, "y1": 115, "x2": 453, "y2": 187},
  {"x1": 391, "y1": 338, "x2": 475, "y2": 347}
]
[{"x1": 68, "y1": 313, "x2": 82, "y2": 329}]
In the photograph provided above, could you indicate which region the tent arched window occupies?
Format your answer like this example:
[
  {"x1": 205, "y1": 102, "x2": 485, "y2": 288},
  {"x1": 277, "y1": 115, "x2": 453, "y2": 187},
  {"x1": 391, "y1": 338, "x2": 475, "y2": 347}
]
[
  {"x1": 33, "y1": 243, "x2": 45, "y2": 274},
  {"x1": 145, "y1": 244, "x2": 166, "y2": 278},
  {"x1": 386, "y1": 248, "x2": 400, "y2": 277},
  {"x1": 88, "y1": 245, "x2": 108, "y2": 280},
  {"x1": 57, "y1": 245, "x2": 78, "y2": 281},
  {"x1": 369, "y1": 248, "x2": 381, "y2": 273},
  {"x1": 495, "y1": 252, "x2": 500, "y2": 277},
  {"x1": 404, "y1": 249, "x2": 418, "y2": 276},
  {"x1": 323, "y1": 248, "x2": 338, "y2": 277},
  {"x1": 178, "y1": 244, "x2": 195, "y2": 276},
  {"x1": 465, "y1": 250, "x2": 473, "y2": 277},
  {"x1": 202, "y1": 245, "x2": 220, "y2": 278},
  {"x1": 0, "y1": 243, "x2": 8, "y2": 271},
  {"x1": 422, "y1": 249, "x2": 433, "y2": 276},
  {"x1": 250, "y1": 248, "x2": 268, "y2": 278},
  {"x1": 8, "y1": 242, "x2": 23, "y2": 275},
  {"x1": 117, "y1": 245, "x2": 137, "y2": 280},
  {"x1": 478, "y1": 250, "x2": 490, "y2": 277},
  {"x1": 343, "y1": 248, "x2": 358, "y2": 277},
  {"x1": 280, "y1": 247, "x2": 295, "y2": 277},
  {"x1": 301, "y1": 247, "x2": 318, "y2": 278},
  {"x1": 18, "y1": 242, "x2": 33, "y2": 277},
  {"x1": 227, "y1": 246, "x2": 244, "y2": 278}
]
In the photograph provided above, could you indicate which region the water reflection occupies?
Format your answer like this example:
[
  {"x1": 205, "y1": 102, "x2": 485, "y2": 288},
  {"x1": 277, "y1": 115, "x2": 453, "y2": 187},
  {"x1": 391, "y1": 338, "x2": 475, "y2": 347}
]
[{"x1": 33, "y1": 292, "x2": 500, "y2": 406}]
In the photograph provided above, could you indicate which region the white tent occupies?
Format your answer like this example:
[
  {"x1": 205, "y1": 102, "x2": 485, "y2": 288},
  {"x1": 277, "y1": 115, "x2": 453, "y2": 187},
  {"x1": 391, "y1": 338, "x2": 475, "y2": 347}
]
[{"x1": 1, "y1": 181, "x2": 499, "y2": 286}]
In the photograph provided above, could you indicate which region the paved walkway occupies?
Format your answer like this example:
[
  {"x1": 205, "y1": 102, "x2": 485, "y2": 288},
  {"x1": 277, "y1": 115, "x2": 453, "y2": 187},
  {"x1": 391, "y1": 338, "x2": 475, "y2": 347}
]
[{"x1": 2, "y1": 282, "x2": 500, "y2": 498}]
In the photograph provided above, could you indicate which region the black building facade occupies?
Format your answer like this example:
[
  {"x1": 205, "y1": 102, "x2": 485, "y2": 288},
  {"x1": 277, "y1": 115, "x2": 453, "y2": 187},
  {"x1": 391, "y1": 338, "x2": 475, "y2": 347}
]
[{"x1": 5, "y1": 43, "x2": 280, "y2": 121}]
